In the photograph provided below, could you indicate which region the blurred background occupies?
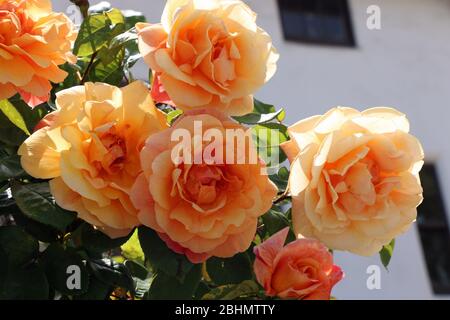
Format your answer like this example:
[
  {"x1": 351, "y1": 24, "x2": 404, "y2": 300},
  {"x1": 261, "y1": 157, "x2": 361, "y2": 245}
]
[{"x1": 54, "y1": 0, "x2": 450, "y2": 299}]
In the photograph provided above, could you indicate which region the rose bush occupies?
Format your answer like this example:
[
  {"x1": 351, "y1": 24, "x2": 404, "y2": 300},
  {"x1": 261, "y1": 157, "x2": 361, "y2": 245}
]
[{"x1": 0, "y1": 0, "x2": 423, "y2": 301}]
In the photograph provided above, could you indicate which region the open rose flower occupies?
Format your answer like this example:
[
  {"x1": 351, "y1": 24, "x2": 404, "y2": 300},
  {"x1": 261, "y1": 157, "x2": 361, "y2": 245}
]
[
  {"x1": 254, "y1": 227, "x2": 343, "y2": 300},
  {"x1": 281, "y1": 107, "x2": 424, "y2": 256},
  {"x1": 18, "y1": 81, "x2": 168, "y2": 237},
  {"x1": 0, "y1": 0, "x2": 77, "y2": 107},
  {"x1": 130, "y1": 109, "x2": 277, "y2": 263},
  {"x1": 136, "y1": 0, "x2": 279, "y2": 116}
]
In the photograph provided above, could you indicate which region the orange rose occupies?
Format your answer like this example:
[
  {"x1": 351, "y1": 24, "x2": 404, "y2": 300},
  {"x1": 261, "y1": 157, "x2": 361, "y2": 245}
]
[
  {"x1": 18, "y1": 81, "x2": 168, "y2": 237},
  {"x1": 281, "y1": 107, "x2": 424, "y2": 256},
  {"x1": 0, "y1": 0, "x2": 76, "y2": 107},
  {"x1": 136, "y1": 0, "x2": 278, "y2": 116},
  {"x1": 130, "y1": 109, "x2": 277, "y2": 263},
  {"x1": 254, "y1": 227, "x2": 343, "y2": 300}
]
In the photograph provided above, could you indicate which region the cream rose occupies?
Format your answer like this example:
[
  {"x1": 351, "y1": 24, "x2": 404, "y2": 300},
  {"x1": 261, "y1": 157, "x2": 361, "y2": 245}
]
[
  {"x1": 136, "y1": 0, "x2": 278, "y2": 116},
  {"x1": 281, "y1": 107, "x2": 424, "y2": 256}
]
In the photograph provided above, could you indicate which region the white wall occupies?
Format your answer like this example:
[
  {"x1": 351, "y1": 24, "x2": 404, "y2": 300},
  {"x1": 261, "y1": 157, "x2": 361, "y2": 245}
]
[{"x1": 53, "y1": 0, "x2": 450, "y2": 299}]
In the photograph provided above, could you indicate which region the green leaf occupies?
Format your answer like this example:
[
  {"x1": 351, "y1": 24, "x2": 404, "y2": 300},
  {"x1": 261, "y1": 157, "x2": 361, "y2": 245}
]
[
  {"x1": 88, "y1": 258, "x2": 134, "y2": 291},
  {"x1": 109, "y1": 28, "x2": 138, "y2": 51},
  {"x1": 0, "y1": 154, "x2": 25, "y2": 181},
  {"x1": 202, "y1": 280, "x2": 260, "y2": 300},
  {"x1": 269, "y1": 166, "x2": 289, "y2": 191},
  {"x1": 80, "y1": 223, "x2": 132, "y2": 256},
  {"x1": 167, "y1": 109, "x2": 183, "y2": 125},
  {"x1": 8, "y1": 95, "x2": 48, "y2": 133},
  {"x1": 89, "y1": 46, "x2": 125, "y2": 85},
  {"x1": 262, "y1": 208, "x2": 289, "y2": 235},
  {"x1": 41, "y1": 244, "x2": 89, "y2": 296},
  {"x1": 0, "y1": 225, "x2": 38, "y2": 267},
  {"x1": 138, "y1": 226, "x2": 194, "y2": 280},
  {"x1": 254, "y1": 99, "x2": 276, "y2": 114},
  {"x1": 277, "y1": 109, "x2": 286, "y2": 122},
  {"x1": 74, "y1": 276, "x2": 111, "y2": 300},
  {"x1": 121, "y1": 229, "x2": 145, "y2": 264},
  {"x1": 233, "y1": 109, "x2": 285, "y2": 125},
  {"x1": 0, "y1": 99, "x2": 30, "y2": 135},
  {"x1": 379, "y1": 239, "x2": 395, "y2": 270},
  {"x1": 122, "y1": 10, "x2": 146, "y2": 29},
  {"x1": 233, "y1": 99, "x2": 284, "y2": 124},
  {"x1": 11, "y1": 181, "x2": 76, "y2": 232},
  {"x1": 0, "y1": 263, "x2": 49, "y2": 299},
  {"x1": 74, "y1": 8, "x2": 125, "y2": 57},
  {"x1": 124, "y1": 260, "x2": 149, "y2": 280},
  {"x1": 206, "y1": 253, "x2": 253, "y2": 286},
  {"x1": 0, "y1": 109, "x2": 28, "y2": 147},
  {"x1": 148, "y1": 264, "x2": 202, "y2": 300},
  {"x1": 251, "y1": 123, "x2": 289, "y2": 167},
  {"x1": 11, "y1": 209, "x2": 61, "y2": 243},
  {"x1": 59, "y1": 63, "x2": 82, "y2": 90}
]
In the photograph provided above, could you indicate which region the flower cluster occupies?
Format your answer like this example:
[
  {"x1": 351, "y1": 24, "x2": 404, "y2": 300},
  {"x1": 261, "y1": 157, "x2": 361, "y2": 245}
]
[{"x1": 0, "y1": 0, "x2": 424, "y2": 301}]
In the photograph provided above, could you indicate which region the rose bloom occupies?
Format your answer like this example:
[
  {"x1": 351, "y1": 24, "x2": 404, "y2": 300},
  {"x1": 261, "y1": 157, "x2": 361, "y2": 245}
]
[
  {"x1": 0, "y1": 0, "x2": 77, "y2": 107},
  {"x1": 281, "y1": 107, "x2": 424, "y2": 256},
  {"x1": 130, "y1": 109, "x2": 277, "y2": 263},
  {"x1": 136, "y1": 0, "x2": 278, "y2": 116},
  {"x1": 254, "y1": 227, "x2": 343, "y2": 300},
  {"x1": 18, "y1": 81, "x2": 168, "y2": 237}
]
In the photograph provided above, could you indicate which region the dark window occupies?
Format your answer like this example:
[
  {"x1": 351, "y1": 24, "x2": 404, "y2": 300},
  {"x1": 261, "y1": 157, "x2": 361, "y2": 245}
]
[
  {"x1": 277, "y1": 0, "x2": 356, "y2": 47},
  {"x1": 417, "y1": 164, "x2": 450, "y2": 294}
]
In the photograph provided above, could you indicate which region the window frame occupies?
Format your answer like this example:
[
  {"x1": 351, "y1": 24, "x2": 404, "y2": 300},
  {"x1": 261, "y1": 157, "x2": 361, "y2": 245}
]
[
  {"x1": 277, "y1": 0, "x2": 357, "y2": 47},
  {"x1": 417, "y1": 163, "x2": 450, "y2": 295}
]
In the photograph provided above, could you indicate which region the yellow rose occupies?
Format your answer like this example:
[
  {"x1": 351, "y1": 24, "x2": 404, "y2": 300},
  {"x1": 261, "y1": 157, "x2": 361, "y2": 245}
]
[
  {"x1": 136, "y1": 0, "x2": 278, "y2": 116},
  {"x1": 281, "y1": 107, "x2": 424, "y2": 256},
  {"x1": 0, "y1": 0, "x2": 77, "y2": 107},
  {"x1": 130, "y1": 109, "x2": 277, "y2": 263},
  {"x1": 18, "y1": 81, "x2": 168, "y2": 237}
]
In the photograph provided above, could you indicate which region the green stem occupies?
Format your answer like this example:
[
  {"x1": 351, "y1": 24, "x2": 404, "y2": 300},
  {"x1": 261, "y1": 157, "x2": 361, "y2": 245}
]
[{"x1": 80, "y1": 51, "x2": 98, "y2": 84}]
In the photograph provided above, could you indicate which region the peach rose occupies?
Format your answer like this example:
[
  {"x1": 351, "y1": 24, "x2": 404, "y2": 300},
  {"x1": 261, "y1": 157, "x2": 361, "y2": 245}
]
[
  {"x1": 18, "y1": 81, "x2": 168, "y2": 237},
  {"x1": 254, "y1": 227, "x2": 343, "y2": 300},
  {"x1": 0, "y1": 0, "x2": 77, "y2": 107},
  {"x1": 281, "y1": 107, "x2": 424, "y2": 256},
  {"x1": 130, "y1": 109, "x2": 277, "y2": 263},
  {"x1": 136, "y1": 0, "x2": 278, "y2": 116}
]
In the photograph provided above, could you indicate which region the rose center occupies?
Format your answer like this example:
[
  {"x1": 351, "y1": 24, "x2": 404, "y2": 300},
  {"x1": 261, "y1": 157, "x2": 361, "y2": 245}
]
[
  {"x1": 0, "y1": 13, "x2": 21, "y2": 45},
  {"x1": 97, "y1": 129, "x2": 127, "y2": 174},
  {"x1": 328, "y1": 156, "x2": 383, "y2": 212},
  {"x1": 184, "y1": 165, "x2": 226, "y2": 205}
]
